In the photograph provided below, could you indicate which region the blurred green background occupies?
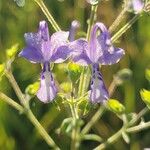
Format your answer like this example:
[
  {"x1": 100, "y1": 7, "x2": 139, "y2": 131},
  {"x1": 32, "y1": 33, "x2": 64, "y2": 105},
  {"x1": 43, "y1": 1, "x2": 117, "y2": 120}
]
[{"x1": 0, "y1": 0, "x2": 150, "y2": 149}]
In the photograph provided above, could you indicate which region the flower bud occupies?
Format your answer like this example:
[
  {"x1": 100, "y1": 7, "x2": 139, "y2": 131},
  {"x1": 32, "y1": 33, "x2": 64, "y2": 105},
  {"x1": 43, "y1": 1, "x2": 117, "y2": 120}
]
[
  {"x1": 107, "y1": 99, "x2": 125, "y2": 114},
  {"x1": 6, "y1": 44, "x2": 19, "y2": 59},
  {"x1": 68, "y1": 62, "x2": 82, "y2": 83},
  {"x1": 25, "y1": 82, "x2": 40, "y2": 95},
  {"x1": 60, "y1": 82, "x2": 72, "y2": 93},
  {"x1": 140, "y1": 89, "x2": 150, "y2": 107}
]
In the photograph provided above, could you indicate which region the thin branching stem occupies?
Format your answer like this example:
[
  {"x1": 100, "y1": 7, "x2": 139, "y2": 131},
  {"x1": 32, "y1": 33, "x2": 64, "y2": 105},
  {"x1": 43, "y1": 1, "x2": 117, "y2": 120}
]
[
  {"x1": 0, "y1": 92, "x2": 24, "y2": 112},
  {"x1": 109, "y1": 8, "x2": 127, "y2": 33},
  {"x1": 5, "y1": 69, "x2": 60, "y2": 150},
  {"x1": 34, "y1": 0, "x2": 61, "y2": 31}
]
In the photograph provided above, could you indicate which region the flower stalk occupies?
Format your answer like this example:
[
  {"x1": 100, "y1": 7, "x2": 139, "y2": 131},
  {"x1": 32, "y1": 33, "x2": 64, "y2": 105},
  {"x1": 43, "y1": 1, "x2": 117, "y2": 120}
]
[
  {"x1": 109, "y1": 7, "x2": 127, "y2": 33},
  {"x1": 111, "y1": 14, "x2": 141, "y2": 42},
  {"x1": 33, "y1": 0, "x2": 61, "y2": 31},
  {"x1": 4, "y1": 69, "x2": 60, "y2": 150}
]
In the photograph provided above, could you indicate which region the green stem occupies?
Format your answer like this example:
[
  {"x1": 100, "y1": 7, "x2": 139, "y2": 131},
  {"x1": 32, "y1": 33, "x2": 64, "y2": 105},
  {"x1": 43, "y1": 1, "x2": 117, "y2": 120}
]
[
  {"x1": 5, "y1": 70, "x2": 26, "y2": 105},
  {"x1": 94, "y1": 107, "x2": 149, "y2": 150},
  {"x1": 128, "y1": 107, "x2": 149, "y2": 126},
  {"x1": 5, "y1": 70, "x2": 60, "y2": 149},
  {"x1": 34, "y1": 0, "x2": 61, "y2": 31},
  {"x1": 94, "y1": 127, "x2": 125, "y2": 150},
  {"x1": 109, "y1": 8, "x2": 127, "y2": 33},
  {"x1": 81, "y1": 106, "x2": 105, "y2": 134},
  {"x1": 27, "y1": 110, "x2": 60, "y2": 150},
  {"x1": 111, "y1": 14, "x2": 141, "y2": 42},
  {"x1": 127, "y1": 120, "x2": 150, "y2": 133},
  {"x1": 70, "y1": 100, "x2": 79, "y2": 150},
  {"x1": 0, "y1": 92, "x2": 24, "y2": 112}
]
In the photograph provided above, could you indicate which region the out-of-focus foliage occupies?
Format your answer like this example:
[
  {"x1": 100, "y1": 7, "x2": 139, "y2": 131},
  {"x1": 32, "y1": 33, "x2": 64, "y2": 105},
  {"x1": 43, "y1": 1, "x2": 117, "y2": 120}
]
[{"x1": 0, "y1": 0, "x2": 150, "y2": 150}]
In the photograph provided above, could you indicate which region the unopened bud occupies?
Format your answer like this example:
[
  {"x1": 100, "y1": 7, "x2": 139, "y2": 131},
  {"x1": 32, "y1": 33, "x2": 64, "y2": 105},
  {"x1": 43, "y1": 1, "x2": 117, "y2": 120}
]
[
  {"x1": 6, "y1": 44, "x2": 19, "y2": 59},
  {"x1": 68, "y1": 62, "x2": 82, "y2": 82},
  {"x1": 107, "y1": 99, "x2": 125, "y2": 114},
  {"x1": 140, "y1": 89, "x2": 150, "y2": 107},
  {"x1": 25, "y1": 82, "x2": 40, "y2": 95},
  {"x1": 60, "y1": 82, "x2": 72, "y2": 93}
]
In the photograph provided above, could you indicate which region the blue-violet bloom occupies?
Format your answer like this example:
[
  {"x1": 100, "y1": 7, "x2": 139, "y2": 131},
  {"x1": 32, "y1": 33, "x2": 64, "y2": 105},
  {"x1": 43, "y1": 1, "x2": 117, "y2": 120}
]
[
  {"x1": 19, "y1": 21, "x2": 70, "y2": 103},
  {"x1": 70, "y1": 22, "x2": 125, "y2": 103}
]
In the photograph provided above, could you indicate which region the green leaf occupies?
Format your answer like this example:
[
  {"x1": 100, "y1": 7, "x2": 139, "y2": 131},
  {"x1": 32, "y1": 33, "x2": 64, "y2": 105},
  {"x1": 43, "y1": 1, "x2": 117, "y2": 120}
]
[{"x1": 107, "y1": 99, "x2": 125, "y2": 114}]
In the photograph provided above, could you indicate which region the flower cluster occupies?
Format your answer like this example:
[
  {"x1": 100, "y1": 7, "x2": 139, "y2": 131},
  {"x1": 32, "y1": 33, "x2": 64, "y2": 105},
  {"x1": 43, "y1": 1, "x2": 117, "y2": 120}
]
[{"x1": 20, "y1": 21, "x2": 125, "y2": 104}]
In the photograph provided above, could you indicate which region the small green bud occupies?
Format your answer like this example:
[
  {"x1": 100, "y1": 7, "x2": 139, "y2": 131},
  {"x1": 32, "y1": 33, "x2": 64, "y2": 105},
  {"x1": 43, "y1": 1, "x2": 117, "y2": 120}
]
[
  {"x1": 68, "y1": 62, "x2": 82, "y2": 82},
  {"x1": 0, "y1": 64, "x2": 5, "y2": 81},
  {"x1": 6, "y1": 44, "x2": 19, "y2": 59},
  {"x1": 140, "y1": 89, "x2": 150, "y2": 107},
  {"x1": 107, "y1": 99, "x2": 125, "y2": 114},
  {"x1": 25, "y1": 82, "x2": 40, "y2": 95},
  {"x1": 114, "y1": 68, "x2": 132, "y2": 85},
  {"x1": 60, "y1": 82, "x2": 72, "y2": 93}
]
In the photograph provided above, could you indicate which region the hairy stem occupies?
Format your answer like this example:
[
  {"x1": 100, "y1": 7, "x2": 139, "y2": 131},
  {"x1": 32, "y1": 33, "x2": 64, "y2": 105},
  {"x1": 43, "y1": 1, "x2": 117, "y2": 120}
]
[
  {"x1": 34, "y1": 0, "x2": 61, "y2": 31},
  {"x1": 94, "y1": 127, "x2": 125, "y2": 150},
  {"x1": 109, "y1": 8, "x2": 127, "y2": 33},
  {"x1": 5, "y1": 70, "x2": 26, "y2": 105},
  {"x1": 27, "y1": 110, "x2": 60, "y2": 150},
  {"x1": 5, "y1": 70, "x2": 60, "y2": 149},
  {"x1": 81, "y1": 106, "x2": 105, "y2": 134},
  {"x1": 94, "y1": 107, "x2": 149, "y2": 150},
  {"x1": 70, "y1": 100, "x2": 79, "y2": 150},
  {"x1": 111, "y1": 14, "x2": 141, "y2": 42},
  {"x1": 0, "y1": 92, "x2": 24, "y2": 112},
  {"x1": 127, "y1": 120, "x2": 150, "y2": 133}
]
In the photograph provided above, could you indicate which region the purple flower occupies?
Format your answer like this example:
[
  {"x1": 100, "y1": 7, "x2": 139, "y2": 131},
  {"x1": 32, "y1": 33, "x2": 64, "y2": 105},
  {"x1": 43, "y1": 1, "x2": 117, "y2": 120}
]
[
  {"x1": 70, "y1": 22, "x2": 125, "y2": 103},
  {"x1": 19, "y1": 21, "x2": 70, "y2": 103},
  {"x1": 127, "y1": 0, "x2": 145, "y2": 14}
]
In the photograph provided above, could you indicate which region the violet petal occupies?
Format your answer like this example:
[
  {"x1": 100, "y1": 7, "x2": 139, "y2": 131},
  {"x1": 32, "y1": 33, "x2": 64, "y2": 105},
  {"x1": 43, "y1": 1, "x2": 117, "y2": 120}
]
[
  {"x1": 50, "y1": 45, "x2": 71, "y2": 63},
  {"x1": 70, "y1": 39, "x2": 92, "y2": 66},
  {"x1": 89, "y1": 64, "x2": 109, "y2": 103},
  {"x1": 19, "y1": 46, "x2": 43, "y2": 63},
  {"x1": 37, "y1": 63, "x2": 57, "y2": 103}
]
